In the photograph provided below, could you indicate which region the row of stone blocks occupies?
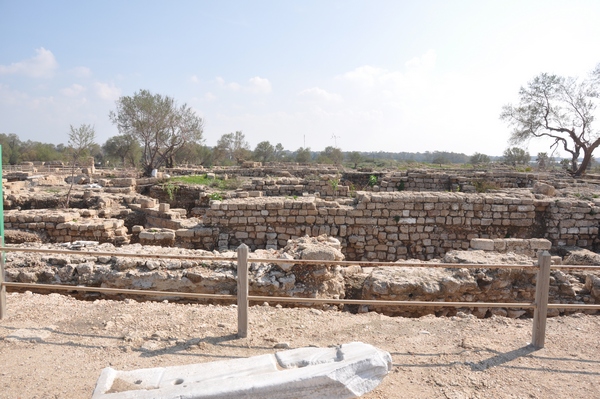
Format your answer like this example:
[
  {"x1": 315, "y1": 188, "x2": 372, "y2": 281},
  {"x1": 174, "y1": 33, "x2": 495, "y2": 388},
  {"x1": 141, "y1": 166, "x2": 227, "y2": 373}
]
[{"x1": 470, "y1": 238, "x2": 552, "y2": 257}]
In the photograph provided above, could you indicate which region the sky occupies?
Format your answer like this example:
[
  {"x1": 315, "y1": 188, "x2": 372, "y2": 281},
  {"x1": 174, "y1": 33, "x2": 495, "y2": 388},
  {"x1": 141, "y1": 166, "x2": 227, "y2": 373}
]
[{"x1": 1, "y1": 0, "x2": 599, "y2": 157}]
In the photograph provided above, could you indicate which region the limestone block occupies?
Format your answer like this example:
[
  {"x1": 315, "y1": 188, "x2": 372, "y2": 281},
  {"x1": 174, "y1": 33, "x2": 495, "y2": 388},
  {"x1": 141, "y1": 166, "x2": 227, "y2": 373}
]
[
  {"x1": 92, "y1": 342, "x2": 391, "y2": 399},
  {"x1": 175, "y1": 229, "x2": 195, "y2": 238},
  {"x1": 112, "y1": 178, "x2": 136, "y2": 187},
  {"x1": 156, "y1": 231, "x2": 176, "y2": 241},
  {"x1": 235, "y1": 231, "x2": 249, "y2": 239},
  {"x1": 139, "y1": 231, "x2": 156, "y2": 241},
  {"x1": 528, "y1": 238, "x2": 551, "y2": 250},
  {"x1": 470, "y1": 238, "x2": 495, "y2": 251},
  {"x1": 533, "y1": 182, "x2": 556, "y2": 196},
  {"x1": 159, "y1": 203, "x2": 170, "y2": 212},
  {"x1": 140, "y1": 198, "x2": 157, "y2": 209}
]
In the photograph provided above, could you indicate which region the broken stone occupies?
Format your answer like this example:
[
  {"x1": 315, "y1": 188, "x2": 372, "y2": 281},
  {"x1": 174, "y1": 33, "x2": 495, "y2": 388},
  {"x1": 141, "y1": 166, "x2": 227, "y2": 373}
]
[{"x1": 92, "y1": 342, "x2": 391, "y2": 399}]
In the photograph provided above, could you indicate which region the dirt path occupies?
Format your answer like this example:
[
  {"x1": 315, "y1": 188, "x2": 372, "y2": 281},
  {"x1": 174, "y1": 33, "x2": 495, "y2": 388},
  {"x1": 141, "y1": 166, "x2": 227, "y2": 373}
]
[{"x1": 0, "y1": 292, "x2": 598, "y2": 398}]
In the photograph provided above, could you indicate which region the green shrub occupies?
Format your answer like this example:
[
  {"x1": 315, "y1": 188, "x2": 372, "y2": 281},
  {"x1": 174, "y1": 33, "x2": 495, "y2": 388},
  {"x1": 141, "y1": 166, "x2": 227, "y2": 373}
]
[
  {"x1": 208, "y1": 192, "x2": 224, "y2": 201},
  {"x1": 368, "y1": 175, "x2": 378, "y2": 187},
  {"x1": 161, "y1": 181, "x2": 179, "y2": 201}
]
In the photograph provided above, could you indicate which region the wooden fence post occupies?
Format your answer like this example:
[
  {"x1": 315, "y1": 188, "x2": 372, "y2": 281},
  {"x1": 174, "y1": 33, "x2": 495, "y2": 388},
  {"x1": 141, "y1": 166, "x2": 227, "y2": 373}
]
[
  {"x1": 237, "y1": 244, "x2": 249, "y2": 338},
  {"x1": 532, "y1": 251, "x2": 551, "y2": 348}
]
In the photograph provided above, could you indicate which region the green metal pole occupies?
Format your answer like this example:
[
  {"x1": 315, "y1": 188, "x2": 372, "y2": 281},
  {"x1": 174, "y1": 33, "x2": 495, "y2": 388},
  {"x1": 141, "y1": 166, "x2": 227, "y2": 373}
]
[{"x1": 0, "y1": 144, "x2": 5, "y2": 319}]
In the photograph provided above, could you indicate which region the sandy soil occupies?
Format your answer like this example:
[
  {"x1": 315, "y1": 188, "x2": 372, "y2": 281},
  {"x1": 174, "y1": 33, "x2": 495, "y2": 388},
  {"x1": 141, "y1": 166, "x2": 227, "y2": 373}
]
[{"x1": 0, "y1": 291, "x2": 599, "y2": 399}]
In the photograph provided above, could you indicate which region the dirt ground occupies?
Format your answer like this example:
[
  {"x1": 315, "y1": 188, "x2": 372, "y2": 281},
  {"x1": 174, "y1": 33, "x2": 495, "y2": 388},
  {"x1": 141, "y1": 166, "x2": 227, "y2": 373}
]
[{"x1": 0, "y1": 291, "x2": 598, "y2": 399}]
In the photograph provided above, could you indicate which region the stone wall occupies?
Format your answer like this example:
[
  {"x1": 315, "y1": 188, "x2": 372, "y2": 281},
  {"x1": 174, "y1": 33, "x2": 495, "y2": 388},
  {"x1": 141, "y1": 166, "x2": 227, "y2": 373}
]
[
  {"x1": 241, "y1": 176, "x2": 349, "y2": 199},
  {"x1": 375, "y1": 170, "x2": 541, "y2": 192},
  {"x1": 186, "y1": 191, "x2": 600, "y2": 260},
  {"x1": 165, "y1": 163, "x2": 341, "y2": 179},
  {"x1": 233, "y1": 169, "x2": 554, "y2": 196},
  {"x1": 4, "y1": 210, "x2": 130, "y2": 245}
]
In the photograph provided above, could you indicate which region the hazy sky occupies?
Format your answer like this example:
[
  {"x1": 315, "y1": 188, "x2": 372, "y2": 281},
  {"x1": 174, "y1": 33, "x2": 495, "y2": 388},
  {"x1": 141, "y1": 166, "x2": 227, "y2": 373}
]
[{"x1": 1, "y1": 0, "x2": 599, "y2": 156}]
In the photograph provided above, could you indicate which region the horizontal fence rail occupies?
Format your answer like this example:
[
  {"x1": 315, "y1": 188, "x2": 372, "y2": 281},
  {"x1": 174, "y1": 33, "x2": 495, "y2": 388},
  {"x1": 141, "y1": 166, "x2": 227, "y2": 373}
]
[
  {"x1": 1, "y1": 243, "x2": 600, "y2": 348},
  {"x1": 2, "y1": 246, "x2": 600, "y2": 270}
]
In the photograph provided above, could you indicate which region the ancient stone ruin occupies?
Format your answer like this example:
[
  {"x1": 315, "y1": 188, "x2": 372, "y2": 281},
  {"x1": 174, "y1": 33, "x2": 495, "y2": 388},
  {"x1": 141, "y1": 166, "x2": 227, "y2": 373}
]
[{"x1": 2, "y1": 164, "x2": 600, "y2": 318}]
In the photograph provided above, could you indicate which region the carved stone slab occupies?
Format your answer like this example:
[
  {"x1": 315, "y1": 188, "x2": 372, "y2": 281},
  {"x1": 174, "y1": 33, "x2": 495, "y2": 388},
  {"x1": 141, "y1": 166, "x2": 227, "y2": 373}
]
[{"x1": 91, "y1": 342, "x2": 392, "y2": 399}]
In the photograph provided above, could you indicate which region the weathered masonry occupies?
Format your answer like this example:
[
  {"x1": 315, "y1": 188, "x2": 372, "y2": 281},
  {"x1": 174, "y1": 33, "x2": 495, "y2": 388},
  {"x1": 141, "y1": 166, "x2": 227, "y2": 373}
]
[{"x1": 185, "y1": 191, "x2": 599, "y2": 261}]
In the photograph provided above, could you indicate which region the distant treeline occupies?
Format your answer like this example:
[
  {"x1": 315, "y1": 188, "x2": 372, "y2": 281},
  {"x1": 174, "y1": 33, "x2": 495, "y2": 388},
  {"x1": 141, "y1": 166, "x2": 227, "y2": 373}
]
[{"x1": 1, "y1": 132, "x2": 560, "y2": 170}]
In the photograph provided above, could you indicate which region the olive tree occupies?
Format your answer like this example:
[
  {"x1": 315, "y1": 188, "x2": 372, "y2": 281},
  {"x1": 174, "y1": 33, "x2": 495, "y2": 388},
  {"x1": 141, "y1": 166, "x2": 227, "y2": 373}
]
[
  {"x1": 503, "y1": 147, "x2": 530, "y2": 166},
  {"x1": 470, "y1": 152, "x2": 490, "y2": 165},
  {"x1": 500, "y1": 64, "x2": 600, "y2": 176},
  {"x1": 253, "y1": 140, "x2": 275, "y2": 163},
  {"x1": 65, "y1": 124, "x2": 96, "y2": 207},
  {"x1": 295, "y1": 147, "x2": 312, "y2": 163},
  {"x1": 317, "y1": 146, "x2": 343, "y2": 165},
  {"x1": 102, "y1": 134, "x2": 142, "y2": 167},
  {"x1": 109, "y1": 89, "x2": 203, "y2": 176},
  {"x1": 347, "y1": 151, "x2": 362, "y2": 168},
  {"x1": 213, "y1": 131, "x2": 250, "y2": 165}
]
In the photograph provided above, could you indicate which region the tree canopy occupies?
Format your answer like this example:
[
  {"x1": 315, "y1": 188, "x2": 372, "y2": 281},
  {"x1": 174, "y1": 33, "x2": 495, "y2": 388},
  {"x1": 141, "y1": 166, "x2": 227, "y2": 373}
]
[
  {"x1": 65, "y1": 124, "x2": 96, "y2": 207},
  {"x1": 295, "y1": 147, "x2": 311, "y2": 163},
  {"x1": 253, "y1": 140, "x2": 275, "y2": 163},
  {"x1": 213, "y1": 131, "x2": 250, "y2": 165},
  {"x1": 470, "y1": 153, "x2": 490, "y2": 165},
  {"x1": 503, "y1": 147, "x2": 530, "y2": 166},
  {"x1": 102, "y1": 134, "x2": 142, "y2": 167},
  {"x1": 317, "y1": 146, "x2": 343, "y2": 165},
  {"x1": 109, "y1": 89, "x2": 203, "y2": 176},
  {"x1": 501, "y1": 64, "x2": 600, "y2": 176}
]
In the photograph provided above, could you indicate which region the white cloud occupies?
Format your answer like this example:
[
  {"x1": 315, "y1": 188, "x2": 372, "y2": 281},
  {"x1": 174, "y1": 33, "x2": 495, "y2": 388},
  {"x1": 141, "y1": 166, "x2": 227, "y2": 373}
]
[
  {"x1": 338, "y1": 65, "x2": 410, "y2": 90},
  {"x1": 94, "y1": 82, "x2": 121, "y2": 101},
  {"x1": 0, "y1": 84, "x2": 29, "y2": 105},
  {"x1": 0, "y1": 47, "x2": 58, "y2": 78},
  {"x1": 190, "y1": 75, "x2": 200, "y2": 83},
  {"x1": 216, "y1": 76, "x2": 271, "y2": 93},
  {"x1": 204, "y1": 92, "x2": 216, "y2": 101},
  {"x1": 298, "y1": 87, "x2": 342, "y2": 102},
  {"x1": 248, "y1": 76, "x2": 272, "y2": 93},
  {"x1": 338, "y1": 51, "x2": 437, "y2": 92},
  {"x1": 216, "y1": 76, "x2": 241, "y2": 91},
  {"x1": 405, "y1": 49, "x2": 436, "y2": 72},
  {"x1": 60, "y1": 84, "x2": 86, "y2": 97},
  {"x1": 69, "y1": 66, "x2": 92, "y2": 78},
  {"x1": 339, "y1": 65, "x2": 387, "y2": 87}
]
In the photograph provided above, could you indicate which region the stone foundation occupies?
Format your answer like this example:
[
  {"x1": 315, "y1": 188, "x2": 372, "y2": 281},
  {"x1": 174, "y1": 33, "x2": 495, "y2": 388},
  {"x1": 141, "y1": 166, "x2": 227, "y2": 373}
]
[
  {"x1": 3, "y1": 210, "x2": 130, "y2": 245},
  {"x1": 3, "y1": 242, "x2": 598, "y2": 318}
]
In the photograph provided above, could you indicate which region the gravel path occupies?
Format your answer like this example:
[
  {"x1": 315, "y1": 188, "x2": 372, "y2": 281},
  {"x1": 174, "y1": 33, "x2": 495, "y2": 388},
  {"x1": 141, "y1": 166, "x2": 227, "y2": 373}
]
[{"x1": 1, "y1": 292, "x2": 599, "y2": 398}]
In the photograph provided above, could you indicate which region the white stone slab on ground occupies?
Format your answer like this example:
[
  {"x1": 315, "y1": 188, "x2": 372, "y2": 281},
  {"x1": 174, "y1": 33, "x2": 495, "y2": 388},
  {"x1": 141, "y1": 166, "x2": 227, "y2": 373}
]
[{"x1": 91, "y1": 342, "x2": 392, "y2": 399}]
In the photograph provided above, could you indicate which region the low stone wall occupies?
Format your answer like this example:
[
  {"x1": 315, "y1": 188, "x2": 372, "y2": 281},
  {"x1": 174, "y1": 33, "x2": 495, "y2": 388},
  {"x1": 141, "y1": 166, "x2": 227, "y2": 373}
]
[
  {"x1": 470, "y1": 238, "x2": 552, "y2": 257},
  {"x1": 4, "y1": 210, "x2": 130, "y2": 245},
  {"x1": 375, "y1": 170, "x2": 542, "y2": 192},
  {"x1": 228, "y1": 169, "x2": 557, "y2": 196},
  {"x1": 191, "y1": 191, "x2": 600, "y2": 260},
  {"x1": 130, "y1": 202, "x2": 191, "y2": 230},
  {"x1": 241, "y1": 176, "x2": 349, "y2": 199},
  {"x1": 165, "y1": 163, "x2": 341, "y2": 179},
  {"x1": 97, "y1": 177, "x2": 136, "y2": 194}
]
